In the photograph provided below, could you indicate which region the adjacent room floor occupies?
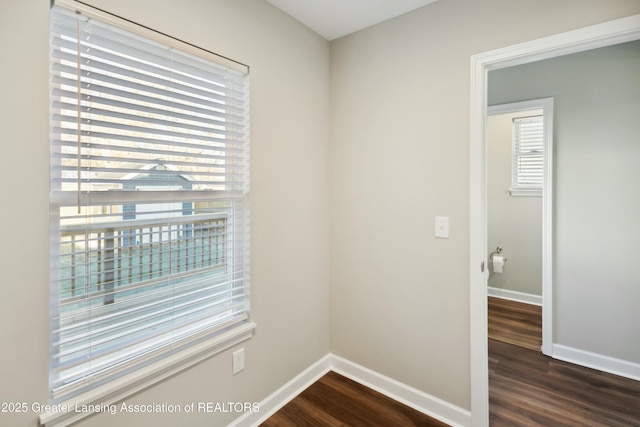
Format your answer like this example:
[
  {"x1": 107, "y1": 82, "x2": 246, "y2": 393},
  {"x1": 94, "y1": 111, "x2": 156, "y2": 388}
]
[{"x1": 488, "y1": 296, "x2": 640, "y2": 426}]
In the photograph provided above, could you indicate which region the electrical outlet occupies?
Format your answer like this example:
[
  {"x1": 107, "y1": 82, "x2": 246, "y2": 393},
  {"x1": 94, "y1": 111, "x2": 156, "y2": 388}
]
[{"x1": 232, "y1": 348, "x2": 245, "y2": 375}]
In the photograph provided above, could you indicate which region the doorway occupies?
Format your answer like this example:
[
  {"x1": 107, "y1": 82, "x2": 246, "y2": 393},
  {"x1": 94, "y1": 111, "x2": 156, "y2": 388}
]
[
  {"x1": 487, "y1": 98, "x2": 553, "y2": 356},
  {"x1": 469, "y1": 14, "x2": 640, "y2": 427}
]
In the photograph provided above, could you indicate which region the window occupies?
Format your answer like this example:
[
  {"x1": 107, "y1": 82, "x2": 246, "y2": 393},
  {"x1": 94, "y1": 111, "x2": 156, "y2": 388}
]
[
  {"x1": 47, "y1": 3, "x2": 252, "y2": 418},
  {"x1": 511, "y1": 115, "x2": 543, "y2": 196}
]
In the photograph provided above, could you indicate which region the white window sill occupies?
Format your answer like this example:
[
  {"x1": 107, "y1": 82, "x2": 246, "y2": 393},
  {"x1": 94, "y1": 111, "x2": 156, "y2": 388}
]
[
  {"x1": 510, "y1": 188, "x2": 542, "y2": 197},
  {"x1": 39, "y1": 322, "x2": 256, "y2": 427}
]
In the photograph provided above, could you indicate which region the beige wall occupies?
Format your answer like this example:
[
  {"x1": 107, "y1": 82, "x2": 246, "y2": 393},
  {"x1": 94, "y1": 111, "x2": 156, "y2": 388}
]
[
  {"x1": 489, "y1": 41, "x2": 640, "y2": 364},
  {"x1": 487, "y1": 111, "x2": 543, "y2": 296},
  {"x1": 0, "y1": 0, "x2": 330, "y2": 426},
  {"x1": 330, "y1": 0, "x2": 640, "y2": 411}
]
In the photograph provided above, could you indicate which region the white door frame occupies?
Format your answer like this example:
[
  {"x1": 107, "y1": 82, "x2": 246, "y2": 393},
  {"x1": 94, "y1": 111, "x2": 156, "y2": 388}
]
[
  {"x1": 469, "y1": 14, "x2": 640, "y2": 427},
  {"x1": 487, "y1": 98, "x2": 554, "y2": 356}
]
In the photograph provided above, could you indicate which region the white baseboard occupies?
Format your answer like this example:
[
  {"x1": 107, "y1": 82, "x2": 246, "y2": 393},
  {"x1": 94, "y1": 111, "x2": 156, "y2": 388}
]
[
  {"x1": 227, "y1": 354, "x2": 332, "y2": 427},
  {"x1": 229, "y1": 353, "x2": 471, "y2": 427},
  {"x1": 488, "y1": 289, "x2": 640, "y2": 382},
  {"x1": 488, "y1": 287, "x2": 542, "y2": 306},
  {"x1": 330, "y1": 354, "x2": 471, "y2": 427},
  {"x1": 552, "y1": 344, "x2": 640, "y2": 382}
]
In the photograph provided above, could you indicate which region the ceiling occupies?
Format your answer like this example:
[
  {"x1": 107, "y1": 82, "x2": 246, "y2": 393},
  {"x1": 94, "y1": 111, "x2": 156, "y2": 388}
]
[{"x1": 264, "y1": 0, "x2": 439, "y2": 41}]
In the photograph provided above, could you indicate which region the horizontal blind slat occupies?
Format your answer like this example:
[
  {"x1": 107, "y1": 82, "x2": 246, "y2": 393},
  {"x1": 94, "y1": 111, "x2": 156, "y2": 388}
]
[
  {"x1": 54, "y1": 292, "x2": 249, "y2": 359},
  {"x1": 52, "y1": 103, "x2": 245, "y2": 139},
  {"x1": 51, "y1": 89, "x2": 246, "y2": 132},
  {"x1": 52, "y1": 128, "x2": 244, "y2": 156},
  {"x1": 52, "y1": 138, "x2": 245, "y2": 159},
  {"x1": 51, "y1": 77, "x2": 247, "y2": 121},
  {"x1": 51, "y1": 19, "x2": 247, "y2": 90}
]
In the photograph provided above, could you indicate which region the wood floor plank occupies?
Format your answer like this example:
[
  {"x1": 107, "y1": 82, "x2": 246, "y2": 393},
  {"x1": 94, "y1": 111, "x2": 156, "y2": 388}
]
[
  {"x1": 260, "y1": 371, "x2": 449, "y2": 427},
  {"x1": 488, "y1": 297, "x2": 640, "y2": 427},
  {"x1": 488, "y1": 297, "x2": 542, "y2": 351},
  {"x1": 270, "y1": 394, "x2": 345, "y2": 427}
]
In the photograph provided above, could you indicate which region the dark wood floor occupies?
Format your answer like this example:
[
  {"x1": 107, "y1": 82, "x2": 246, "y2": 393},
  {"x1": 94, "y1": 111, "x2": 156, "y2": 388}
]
[
  {"x1": 260, "y1": 371, "x2": 449, "y2": 427},
  {"x1": 488, "y1": 297, "x2": 640, "y2": 427},
  {"x1": 261, "y1": 298, "x2": 640, "y2": 426},
  {"x1": 488, "y1": 296, "x2": 542, "y2": 351}
]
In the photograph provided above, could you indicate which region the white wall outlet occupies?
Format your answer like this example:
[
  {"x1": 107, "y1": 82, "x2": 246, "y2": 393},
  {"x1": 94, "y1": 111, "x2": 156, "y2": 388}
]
[{"x1": 232, "y1": 348, "x2": 245, "y2": 375}]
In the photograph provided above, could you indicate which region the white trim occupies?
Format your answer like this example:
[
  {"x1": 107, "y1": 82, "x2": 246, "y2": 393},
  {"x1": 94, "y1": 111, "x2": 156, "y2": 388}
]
[
  {"x1": 330, "y1": 355, "x2": 471, "y2": 427},
  {"x1": 509, "y1": 188, "x2": 542, "y2": 197},
  {"x1": 486, "y1": 99, "x2": 547, "y2": 116},
  {"x1": 469, "y1": 45, "x2": 490, "y2": 427},
  {"x1": 552, "y1": 344, "x2": 640, "y2": 382},
  {"x1": 487, "y1": 287, "x2": 542, "y2": 306},
  {"x1": 40, "y1": 323, "x2": 256, "y2": 427},
  {"x1": 470, "y1": 13, "x2": 640, "y2": 427},
  {"x1": 228, "y1": 354, "x2": 333, "y2": 427},
  {"x1": 230, "y1": 353, "x2": 471, "y2": 427}
]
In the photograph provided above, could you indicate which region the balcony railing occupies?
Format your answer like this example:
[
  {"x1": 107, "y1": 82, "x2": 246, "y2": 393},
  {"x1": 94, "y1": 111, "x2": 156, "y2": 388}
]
[{"x1": 58, "y1": 213, "x2": 228, "y2": 307}]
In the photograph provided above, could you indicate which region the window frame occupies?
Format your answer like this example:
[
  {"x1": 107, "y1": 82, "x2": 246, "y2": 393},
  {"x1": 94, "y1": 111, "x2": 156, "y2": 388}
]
[
  {"x1": 44, "y1": 2, "x2": 254, "y2": 425},
  {"x1": 510, "y1": 115, "x2": 544, "y2": 197}
]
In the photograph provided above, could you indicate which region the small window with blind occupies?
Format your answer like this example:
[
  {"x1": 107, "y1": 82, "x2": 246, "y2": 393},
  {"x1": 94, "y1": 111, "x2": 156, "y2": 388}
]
[
  {"x1": 47, "y1": 3, "x2": 253, "y2": 420},
  {"x1": 511, "y1": 115, "x2": 543, "y2": 196}
]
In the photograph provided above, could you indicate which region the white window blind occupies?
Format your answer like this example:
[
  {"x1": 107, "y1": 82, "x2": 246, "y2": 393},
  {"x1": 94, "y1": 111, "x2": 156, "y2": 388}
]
[
  {"x1": 512, "y1": 115, "x2": 543, "y2": 195},
  {"x1": 49, "y1": 4, "x2": 250, "y2": 402}
]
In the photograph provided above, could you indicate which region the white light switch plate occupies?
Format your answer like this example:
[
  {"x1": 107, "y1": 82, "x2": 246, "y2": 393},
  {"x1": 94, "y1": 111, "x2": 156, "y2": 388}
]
[{"x1": 435, "y1": 216, "x2": 449, "y2": 239}]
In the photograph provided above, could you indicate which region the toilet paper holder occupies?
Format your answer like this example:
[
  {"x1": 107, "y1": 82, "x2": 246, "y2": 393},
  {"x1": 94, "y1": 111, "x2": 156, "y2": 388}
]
[{"x1": 489, "y1": 246, "x2": 507, "y2": 262}]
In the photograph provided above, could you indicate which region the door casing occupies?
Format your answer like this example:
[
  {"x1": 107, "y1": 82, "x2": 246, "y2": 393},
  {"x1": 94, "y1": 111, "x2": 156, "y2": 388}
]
[{"x1": 469, "y1": 14, "x2": 640, "y2": 427}]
